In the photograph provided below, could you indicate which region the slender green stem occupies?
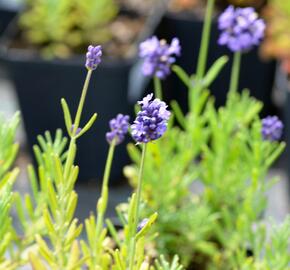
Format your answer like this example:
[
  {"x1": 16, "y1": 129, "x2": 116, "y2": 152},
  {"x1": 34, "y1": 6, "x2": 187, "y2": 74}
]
[
  {"x1": 196, "y1": 0, "x2": 215, "y2": 80},
  {"x1": 128, "y1": 143, "x2": 147, "y2": 270},
  {"x1": 229, "y1": 51, "x2": 242, "y2": 94},
  {"x1": 154, "y1": 76, "x2": 162, "y2": 100},
  {"x1": 95, "y1": 140, "x2": 116, "y2": 262},
  {"x1": 100, "y1": 139, "x2": 116, "y2": 197},
  {"x1": 190, "y1": 0, "x2": 215, "y2": 112},
  {"x1": 63, "y1": 138, "x2": 76, "y2": 180},
  {"x1": 73, "y1": 69, "x2": 93, "y2": 134},
  {"x1": 63, "y1": 69, "x2": 93, "y2": 178}
]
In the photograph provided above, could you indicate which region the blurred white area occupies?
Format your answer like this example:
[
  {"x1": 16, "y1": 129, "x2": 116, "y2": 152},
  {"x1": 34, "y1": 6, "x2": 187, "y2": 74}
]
[{"x1": 0, "y1": 0, "x2": 23, "y2": 10}]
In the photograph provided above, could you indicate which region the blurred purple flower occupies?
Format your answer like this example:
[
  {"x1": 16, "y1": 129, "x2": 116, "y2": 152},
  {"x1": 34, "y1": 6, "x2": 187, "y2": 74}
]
[
  {"x1": 71, "y1": 124, "x2": 82, "y2": 136},
  {"x1": 218, "y1": 5, "x2": 265, "y2": 52},
  {"x1": 261, "y1": 116, "x2": 283, "y2": 141},
  {"x1": 106, "y1": 114, "x2": 130, "y2": 145},
  {"x1": 139, "y1": 36, "x2": 181, "y2": 79},
  {"x1": 131, "y1": 93, "x2": 171, "y2": 143},
  {"x1": 86, "y1": 45, "x2": 102, "y2": 70},
  {"x1": 137, "y1": 218, "x2": 149, "y2": 232}
]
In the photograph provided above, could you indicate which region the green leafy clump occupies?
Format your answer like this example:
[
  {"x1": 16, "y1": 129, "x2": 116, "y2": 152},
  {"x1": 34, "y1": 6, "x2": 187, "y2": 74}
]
[
  {"x1": 0, "y1": 113, "x2": 20, "y2": 269},
  {"x1": 232, "y1": 218, "x2": 290, "y2": 270},
  {"x1": 19, "y1": 0, "x2": 118, "y2": 58},
  {"x1": 0, "y1": 114, "x2": 181, "y2": 270},
  {"x1": 125, "y1": 33, "x2": 287, "y2": 270},
  {"x1": 261, "y1": 0, "x2": 290, "y2": 74},
  {"x1": 0, "y1": 0, "x2": 289, "y2": 269}
]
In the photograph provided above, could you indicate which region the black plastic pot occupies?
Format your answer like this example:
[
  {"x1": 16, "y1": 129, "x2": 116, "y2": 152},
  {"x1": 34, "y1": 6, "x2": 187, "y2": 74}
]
[
  {"x1": 285, "y1": 94, "x2": 290, "y2": 182},
  {"x1": 155, "y1": 12, "x2": 277, "y2": 115},
  {"x1": 0, "y1": 7, "x2": 164, "y2": 184},
  {"x1": 0, "y1": 4, "x2": 17, "y2": 35}
]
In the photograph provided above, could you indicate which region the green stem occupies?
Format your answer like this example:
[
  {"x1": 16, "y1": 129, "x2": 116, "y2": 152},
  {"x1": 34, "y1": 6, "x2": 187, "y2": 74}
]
[
  {"x1": 196, "y1": 0, "x2": 215, "y2": 80},
  {"x1": 63, "y1": 69, "x2": 93, "y2": 179},
  {"x1": 190, "y1": 0, "x2": 215, "y2": 112},
  {"x1": 63, "y1": 138, "x2": 76, "y2": 180},
  {"x1": 128, "y1": 143, "x2": 147, "y2": 270},
  {"x1": 73, "y1": 69, "x2": 92, "y2": 133},
  {"x1": 95, "y1": 140, "x2": 116, "y2": 262},
  {"x1": 229, "y1": 51, "x2": 242, "y2": 94},
  {"x1": 154, "y1": 76, "x2": 162, "y2": 100}
]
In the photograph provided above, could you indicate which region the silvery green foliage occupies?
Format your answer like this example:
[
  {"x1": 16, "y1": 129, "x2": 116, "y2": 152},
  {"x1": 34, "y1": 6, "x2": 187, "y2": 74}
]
[
  {"x1": 155, "y1": 255, "x2": 183, "y2": 270},
  {"x1": 0, "y1": 113, "x2": 19, "y2": 269},
  {"x1": 125, "y1": 55, "x2": 286, "y2": 268},
  {"x1": 0, "y1": 113, "x2": 20, "y2": 179},
  {"x1": 232, "y1": 218, "x2": 290, "y2": 270},
  {"x1": 0, "y1": 113, "x2": 179, "y2": 269}
]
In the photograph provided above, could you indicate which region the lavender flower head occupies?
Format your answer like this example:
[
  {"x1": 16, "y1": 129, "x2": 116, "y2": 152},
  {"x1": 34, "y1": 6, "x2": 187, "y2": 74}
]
[
  {"x1": 85, "y1": 45, "x2": 102, "y2": 70},
  {"x1": 131, "y1": 93, "x2": 171, "y2": 143},
  {"x1": 106, "y1": 114, "x2": 130, "y2": 145},
  {"x1": 139, "y1": 36, "x2": 181, "y2": 79},
  {"x1": 261, "y1": 116, "x2": 283, "y2": 141},
  {"x1": 218, "y1": 6, "x2": 266, "y2": 52}
]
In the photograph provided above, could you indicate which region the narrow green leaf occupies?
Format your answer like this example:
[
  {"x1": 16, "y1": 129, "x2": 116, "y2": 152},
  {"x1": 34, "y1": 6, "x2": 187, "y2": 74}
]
[
  {"x1": 170, "y1": 100, "x2": 186, "y2": 129},
  {"x1": 202, "y1": 56, "x2": 228, "y2": 88},
  {"x1": 75, "y1": 113, "x2": 97, "y2": 138},
  {"x1": 61, "y1": 98, "x2": 73, "y2": 136},
  {"x1": 172, "y1": 65, "x2": 191, "y2": 87}
]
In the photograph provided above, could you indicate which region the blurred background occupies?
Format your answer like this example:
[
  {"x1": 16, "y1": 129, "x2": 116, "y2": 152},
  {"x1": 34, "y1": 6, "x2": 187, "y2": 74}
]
[{"x1": 0, "y1": 0, "x2": 289, "y2": 222}]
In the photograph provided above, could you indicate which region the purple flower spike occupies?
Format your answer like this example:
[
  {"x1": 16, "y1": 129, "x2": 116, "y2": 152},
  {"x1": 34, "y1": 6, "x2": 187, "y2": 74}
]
[
  {"x1": 85, "y1": 45, "x2": 102, "y2": 70},
  {"x1": 106, "y1": 114, "x2": 130, "y2": 145},
  {"x1": 131, "y1": 93, "x2": 171, "y2": 143},
  {"x1": 137, "y1": 218, "x2": 149, "y2": 232},
  {"x1": 261, "y1": 116, "x2": 283, "y2": 141},
  {"x1": 218, "y1": 6, "x2": 266, "y2": 52},
  {"x1": 139, "y1": 36, "x2": 181, "y2": 79}
]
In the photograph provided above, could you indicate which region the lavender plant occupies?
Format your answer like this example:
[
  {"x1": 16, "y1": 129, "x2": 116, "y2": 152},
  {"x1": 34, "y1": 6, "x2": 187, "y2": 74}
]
[
  {"x1": 0, "y1": 44, "x2": 183, "y2": 270},
  {"x1": 81, "y1": 113, "x2": 130, "y2": 269},
  {"x1": 0, "y1": 1, "x2": 289, "y2": 269},
  {"x1": 125, "y1": 1, "x2": 288, "y2": 269}
]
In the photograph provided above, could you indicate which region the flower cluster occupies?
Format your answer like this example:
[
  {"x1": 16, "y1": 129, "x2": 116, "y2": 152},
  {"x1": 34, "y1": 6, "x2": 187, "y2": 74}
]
[
  {"x1": 131, "y1": 94, "x2": 171, "y2": 143},
  {"x1": 218, "y1": 6, "x2": 265, "y2": 52},
  {"x1": 106, "y1": 114, "x2": 130, "y2": 145},
  {"x1": 86, "y1": 45, "x2": 102, "y2": 70},
  {"x1": 139, "y1": 36, "x2": 181, "y2": 79},
  {"x1": 261, "y1": 116, "x2": 283, "y2": 141}
]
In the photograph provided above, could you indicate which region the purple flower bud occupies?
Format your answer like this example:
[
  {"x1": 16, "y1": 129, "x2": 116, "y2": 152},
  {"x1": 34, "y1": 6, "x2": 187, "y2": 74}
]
[
  {"x1": 261, "y1": 116, "x2": 283, "y2": 141},
  {"x1": 85, "y1": 45, "x2": 102, "y2": 70},
  {"x1": 218, "y1": 6, "x2": 265, "y2": 52},
  {"x1": 71, "y1": 124, "x2": 82, "y2": 135},
  {"x1": 137, "y1": 218, "x2": 149, "y2": 232},
  {"x1": 139, "y1": 36, "x2": 181, "y2": 79},
  {"x1": 106, "y1": 114, "x2": 130, "y2": 145},
  {"x1": 131, "y1": 93, "x2": 171, "y2": 143}
]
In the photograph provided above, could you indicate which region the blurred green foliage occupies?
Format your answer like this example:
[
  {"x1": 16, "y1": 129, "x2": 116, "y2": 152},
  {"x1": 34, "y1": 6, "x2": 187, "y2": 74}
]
[
  {"x1": 125, "y1": 54, "x2": 287, "y2": 269},
  {"x1": 19, "y1": 0, "x2": 118, "y2": 58},
  {"x1": 0, "y1": 113, "x2": 19, "y2": 269},
  {"x1": 261, "y1": 0, "x2": 290, "y2": 73}
]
